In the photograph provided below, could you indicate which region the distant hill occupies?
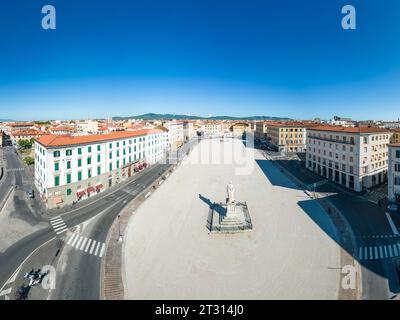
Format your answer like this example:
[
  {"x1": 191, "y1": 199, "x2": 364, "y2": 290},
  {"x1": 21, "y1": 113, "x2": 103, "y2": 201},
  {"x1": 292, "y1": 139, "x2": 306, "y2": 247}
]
[
  {"x1": 0, "y1": 119, "x2": 14, "y2": 122},
  {"x1": 113, "y1": 113, "x2": 291, "y2": 121}
]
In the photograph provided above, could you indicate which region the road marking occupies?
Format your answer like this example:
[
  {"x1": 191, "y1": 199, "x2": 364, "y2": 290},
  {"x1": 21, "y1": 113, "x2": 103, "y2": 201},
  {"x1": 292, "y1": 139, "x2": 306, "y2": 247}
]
[
  {"x1": 56, "y1": 228, "x2": 68, "y2": 235},
  {"x1": 75, "y1": 235, "x2": 83, "y2": 249},
  {"x1": 89, "y1": 241, "x2": 97, "y2": 255},
  {"x1": 0, "y1": 288, "x2": 12, "y2": 297},
  {"x1": 67, "y1": 233, "x2": 78, "y2": 245},
  {"x1": 358, "y1": 247, "x2": 363, "y2": 260},
  {"x1": 54, "y1": 225, "x2": 67, "y2": 232},
  {"x1": 51, "y1": 221, "x2": 65, "y2": 227},
  {"x1": 369, "y1": 247, "x2": 374, "y2": 260},
  {"x1": 384, "y1": 246, "x2": 388, "y2": 258},
  {"x1": 379, "y1": 246, "x2": 384, "y2": 259},
  {"x1": 364, "y1": 247, "x2": 368, "y2": 260},
  {"x1": 79, "y1": 237, "x2": 88, "y2": 251},
  {"x1": 374, "y1": 246, "x2": 379, "y2": 260},
  {"x1": 84, "y1": 239, "x2": 92, "y2": 252},
  {"x1": 389, "y1": 245, "x2": 394, "y2": 258},
  {"x1": 94, "y1": 242, "x2": 101, "y2": 256},
  {"x1": 385, "y1": 212, "x2": 399, "y2": 236},
  {"x1": 394, "y1": 245, "x2": 399, "y2": 257},
  {"x1": 50, "y1": 216, "x2": 62, "y2": 222},
  {"x1": 99, "y1": 243, "x2": 106, "y2": 258}
]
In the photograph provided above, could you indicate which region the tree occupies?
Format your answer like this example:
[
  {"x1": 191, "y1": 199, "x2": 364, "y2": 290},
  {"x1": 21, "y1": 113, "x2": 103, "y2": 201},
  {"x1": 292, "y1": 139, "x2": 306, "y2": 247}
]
[
  {"x1": 17, "y1": 139, "x2": 33, "y2": 149},
  {"x1": 24, "y1": 157, "x2": 34, "y2": 166}
]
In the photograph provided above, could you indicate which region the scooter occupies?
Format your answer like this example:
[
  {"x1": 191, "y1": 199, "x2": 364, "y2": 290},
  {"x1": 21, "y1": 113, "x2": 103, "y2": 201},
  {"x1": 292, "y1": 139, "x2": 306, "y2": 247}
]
[{"x1": 24, "y1": 268, "x2": 47, "y2": 287}]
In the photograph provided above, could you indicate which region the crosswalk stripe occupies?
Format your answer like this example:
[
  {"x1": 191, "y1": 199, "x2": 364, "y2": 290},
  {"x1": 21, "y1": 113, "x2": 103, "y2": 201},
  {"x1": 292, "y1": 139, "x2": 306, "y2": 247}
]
[
  {"x1": 67, "y1": 233, "x2": 78, "y2": 245},
  {"x1": 89, "y1": 241, "x2": 97, "y2": 254},
  {"x1": 51, "y1": 221, "x2": 65, "y2": 227},
  {"x1": 364, "y1": 247, "x2": 368, "y2": 260},
  {"x1": 70, "y1": 234, "x2": 80, "y2": 247},
  {"x1": 369, "y1": 247, "x2": 373, "y2": 259},
  {"x1": 374, "y1": 247, "x2": 379, "y2": 259},
  {"x1": 384, "y1": 246, "x2": 388, "y2": 258},
  {"x1": 54, "y1": 225, "x2": 67, "y2": 232},
  {"x1": 56, "y1": 228, "x2": 68, "y2": 235},
  {"x1": 50, "y1": 217, "x2": 62, "y2": 223},
  {"x1": 394, "y1": 245, "x2": 399, "y2": 257},
  {"x1": 99, "y1": 243, "x2": 106, "y2": 258},
  {"x1": 379, "y1": 246, "x2": 384, "y2": 259},
  {"x1": 75, "y1": 236, "x2": 84, "y2": 249},
  {"x1": 359, "y1": 247, "x2": 363, "y2": 260},
  {"x1": 389, "y1": 245, "x2": 394, "y2": 258},
  {"x1": 79, "y1": 238, "x2": 88, "y2": 251},
  {"x1": 84, "y1": 239, "x2": 92, "y2": 252},
  {"x1": 94, "y1": 242, "x2": 101, "y2": 256}
]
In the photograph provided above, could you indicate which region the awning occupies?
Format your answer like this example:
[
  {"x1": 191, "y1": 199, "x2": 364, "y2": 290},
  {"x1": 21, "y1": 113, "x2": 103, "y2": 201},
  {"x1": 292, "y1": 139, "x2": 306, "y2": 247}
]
[
  {"x1": 52, "y1": 196, "x2": 63, "y2": 205},
  {"x1": 87, "y1": 186, "x2": 95, "y2": 194},
  {"x1": 95, "y1": 184, "x2": 103, "y2": 190},
  {"x1": 76, "y1": 190, "x2": 86, "y2": 198}
]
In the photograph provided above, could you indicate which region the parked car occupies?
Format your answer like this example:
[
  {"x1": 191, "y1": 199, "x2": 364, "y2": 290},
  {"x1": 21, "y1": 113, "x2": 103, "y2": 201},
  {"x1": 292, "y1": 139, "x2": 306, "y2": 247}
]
[
  {"x1": 27, "y1": 189, "x2": 34, "y2": 199},
  {"x1": 387, "y1": 203, "x2": 398, "y2": 213}
]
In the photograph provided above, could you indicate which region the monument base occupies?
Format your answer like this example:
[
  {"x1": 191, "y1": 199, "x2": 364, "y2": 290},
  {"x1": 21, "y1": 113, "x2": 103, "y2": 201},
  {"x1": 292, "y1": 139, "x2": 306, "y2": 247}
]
[{"x1": 207, "y1": 201, "x2": 253, "y2": 233}]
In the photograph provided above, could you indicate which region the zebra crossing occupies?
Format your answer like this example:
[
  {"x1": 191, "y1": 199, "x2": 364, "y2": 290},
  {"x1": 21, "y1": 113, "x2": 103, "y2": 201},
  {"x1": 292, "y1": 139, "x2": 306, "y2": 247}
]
[
  {"x1": 358, "y1": 243, "x2": 400, "y2": 261},
  {"x1": 49, "y1": 216, "x2": 68, "y2": 235},
  {"x1": 66, "y1": 233, "x2": 106, "y2": 258}
]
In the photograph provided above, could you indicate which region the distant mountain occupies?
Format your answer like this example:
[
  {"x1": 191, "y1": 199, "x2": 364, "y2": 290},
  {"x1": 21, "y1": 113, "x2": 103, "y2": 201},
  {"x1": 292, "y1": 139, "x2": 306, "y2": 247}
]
[
  {"x1": 113, "y1": 113, "x2": 291, "y2": 121},
  {"x1": 0, "y1": 119, "x2": 14, "y2": 122}
]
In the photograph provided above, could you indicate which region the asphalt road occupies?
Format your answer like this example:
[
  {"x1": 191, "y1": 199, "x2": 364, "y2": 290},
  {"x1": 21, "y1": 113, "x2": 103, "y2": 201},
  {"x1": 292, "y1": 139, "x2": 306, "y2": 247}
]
[{"x1": 0, "y1": 138, "x2": 198, "y2": 300}]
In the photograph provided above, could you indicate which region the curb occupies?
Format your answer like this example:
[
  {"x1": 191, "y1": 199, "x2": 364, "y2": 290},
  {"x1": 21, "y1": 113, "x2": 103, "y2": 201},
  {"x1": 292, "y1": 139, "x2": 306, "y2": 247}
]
[
  {"x1": 0, "y1": 187, "x2": 13, "y2": 214},
  {"x1": 100, "y1": 165, "x2": 176, "y2": 300}
]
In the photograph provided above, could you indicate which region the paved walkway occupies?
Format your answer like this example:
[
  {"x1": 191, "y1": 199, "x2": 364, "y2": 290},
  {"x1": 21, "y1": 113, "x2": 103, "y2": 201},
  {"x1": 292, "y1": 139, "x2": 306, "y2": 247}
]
[{"x1": 123, "y1": 139, "x2": 341, "y2": 299}]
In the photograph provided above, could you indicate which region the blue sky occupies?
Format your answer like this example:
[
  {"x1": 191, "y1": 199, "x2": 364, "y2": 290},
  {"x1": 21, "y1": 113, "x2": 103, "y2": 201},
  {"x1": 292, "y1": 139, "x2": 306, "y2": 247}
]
[{"x1": 0, "y1": 0, "x2": 400, "y2": 120}]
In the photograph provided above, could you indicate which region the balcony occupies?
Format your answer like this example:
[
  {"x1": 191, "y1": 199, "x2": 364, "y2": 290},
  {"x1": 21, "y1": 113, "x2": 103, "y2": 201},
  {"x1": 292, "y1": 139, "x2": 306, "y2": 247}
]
[{"x1": 308, "y1": 135, "x2": 355, "y2": 145}]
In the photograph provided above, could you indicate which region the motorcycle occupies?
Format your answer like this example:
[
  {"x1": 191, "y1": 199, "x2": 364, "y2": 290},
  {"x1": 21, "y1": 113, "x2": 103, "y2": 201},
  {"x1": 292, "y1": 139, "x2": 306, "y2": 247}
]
[{"x1": 24, "y1": 268, "x2": 47, "y2": 287}]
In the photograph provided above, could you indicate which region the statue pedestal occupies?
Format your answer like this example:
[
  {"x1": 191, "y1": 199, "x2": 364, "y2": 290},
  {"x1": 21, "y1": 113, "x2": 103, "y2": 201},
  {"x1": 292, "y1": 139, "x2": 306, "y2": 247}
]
[{"x1": 206, "y1": 201, "x2": 253, "y2": 233}]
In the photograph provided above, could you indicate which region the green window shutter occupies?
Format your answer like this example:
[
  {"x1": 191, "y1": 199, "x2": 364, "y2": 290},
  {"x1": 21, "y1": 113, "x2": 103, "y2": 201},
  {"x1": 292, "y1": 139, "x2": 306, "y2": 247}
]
[
  {"x1": 117, "y1": 160, "x2": 119, "y2": 168},
  {"x1": 78, "y1": 159, "x2": 82, "y2": 167},
  {"x1": 78, "y1": 172, "x2": 82, "y2": 181},
  {"x1": 88, "y1": 169, "x2": 91, "y2": 178},
  {"x1": 54, "y1": 162, "x2": 59, "y2": 171},
  {"x1": 87, "y1": 157, "x2": 91, "y2": 165},
  {"x1": 97, "y1": 166, "x2": 101, "y2": 175},
  {"x1": 88, "y1": 146, "x2": 92, "y2": 153},
  {"x1": 67, "y1": 188, "x2": 72, "y2": 196},
  {"x1": 67, "y1": 173, "x2": 71, "y2": 184},
  {"x1": 109, "y1": 152, "x2": 112, "y2": 159},
  {"x1": 78, "y1": 148, "x2": 82, "y2": 155},
  {"x1": 67, "y1": 161, "x2": 71, "y2": 169},
  {"x1": 55, "y1": 176, "x2": 60, "y2": 186},
  {"x1": 109, "y1": 163, "x2": 112, "y2": 171},
  {"x1": 97, "y1": 145, "x2": 101, "y2": 151},
  {"x1": 97, "y1": 155, "x2": 101, "y2": 162}
]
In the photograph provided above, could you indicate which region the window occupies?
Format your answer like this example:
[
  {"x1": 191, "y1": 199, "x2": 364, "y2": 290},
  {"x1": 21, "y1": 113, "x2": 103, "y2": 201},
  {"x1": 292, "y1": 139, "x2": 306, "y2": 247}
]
[
  {"x1": 54, "y1": 162, "x2": 59, "y2": 171},
  {"x1": 109, "y1": 143, "x2": 112, "y2": 149},
  {"x1": 78, "y1": 159, "x2": 82, "y2": 167},
  {"x1": 53, "y1": 151, "x2": 60, "y2": 158},
  {"x1": 88, "y1": 169, "x2": 91, "y2": 178},
  {"x1": 109, "y1": 152, "x2": 112, "y2": 159},
  {"x1": 54, "y1": 176, "x2": 60, "y2": 186},
  {"x1": 67, "y1": 173, "x2": 71, "y2": 184},
  {"x1": 88, "y1": 146, "x2": 92, "y2": 153},
  {"x1": 67, "y1": 188, "x2": 72, "y2": 196},
  {"x1": 66, "y1": 161, "x2": 71, "y2": 169},
  {"x1": 117, "y1": 160, "x2": 120, "y2": 168},
  {"x1": 97, "y1": 145, "x2": 101, "y2": 151},
  {"x1": 117, "y1": 150, "x2": 120, "y2": 157},
  {"x1": 396, "y1": 150, "x2": 400, "y2": 158},
  {"x1": 66, "y1": 149, "x2": 72, "y2": 156},
  {"x1": 97, "y1": 166, "x2": 101, "y2": 175},
  {"x1": 117, "y1": 142, "x2": 119, "y2": 147},
  {"x1": 109, "y1": 163, "x2": 112, "y2": 171},
  {"x1": 78, "y1": 171, "x2": 82, "y2": 181},
  {"x1": 87, "y1": 157, "x2": 92, "y2": 165},
  {"x1": 78, "y1": 148, "x2": 82, "y2": 155},
  {"x1": 97, "y1": 155, "x2": 101, "y2": 162}
]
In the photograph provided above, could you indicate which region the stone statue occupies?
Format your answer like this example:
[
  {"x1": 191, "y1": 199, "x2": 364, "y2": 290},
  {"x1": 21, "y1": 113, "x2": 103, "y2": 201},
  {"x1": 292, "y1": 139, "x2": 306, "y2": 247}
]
[{"x1": 227, "y1": 181, "x2": 235, "y2": 204}]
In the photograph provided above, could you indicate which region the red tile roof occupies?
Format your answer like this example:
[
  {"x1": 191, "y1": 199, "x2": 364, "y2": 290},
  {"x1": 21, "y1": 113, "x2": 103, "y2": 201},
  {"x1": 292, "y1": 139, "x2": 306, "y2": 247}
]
[
  {"x1": 12, "y1": 130, "x2": 46, "y2": 136},
  {"x1": 308, "y1": 125, "x2": 391, "y2": 134},
  {"x1": 35, "y1": 129, "x2": 165, "y2": 147}
]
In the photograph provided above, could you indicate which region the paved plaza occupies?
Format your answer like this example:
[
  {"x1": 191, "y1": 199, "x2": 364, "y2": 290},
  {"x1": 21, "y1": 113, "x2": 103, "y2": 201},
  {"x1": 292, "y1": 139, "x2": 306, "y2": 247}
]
[{"x1": 123, "y1": 138, "x2": 341, "y2": 299}]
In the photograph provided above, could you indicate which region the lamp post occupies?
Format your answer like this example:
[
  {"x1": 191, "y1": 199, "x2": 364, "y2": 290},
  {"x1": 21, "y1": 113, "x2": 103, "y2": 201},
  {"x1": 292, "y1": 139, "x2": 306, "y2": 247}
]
[{"x1": 117, "y1": 214, "x2": 123, "y2": 242}]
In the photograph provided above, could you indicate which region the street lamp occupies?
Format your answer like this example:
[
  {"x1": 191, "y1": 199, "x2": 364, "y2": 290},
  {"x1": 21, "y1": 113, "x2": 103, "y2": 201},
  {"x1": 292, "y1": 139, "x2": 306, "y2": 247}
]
[{"x1": 117, "y1": 214, "x2": 123, "y2": 242}]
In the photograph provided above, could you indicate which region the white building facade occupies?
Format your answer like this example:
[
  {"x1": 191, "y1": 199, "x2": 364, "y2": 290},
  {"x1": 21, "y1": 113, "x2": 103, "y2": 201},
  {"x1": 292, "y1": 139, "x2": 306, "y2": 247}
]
[
  {"x1": 164, "y1": 121, "x2": 184, "y2": 151},
  {"x1": 306, "y1": 126, "x2": 391, "y2": 192},
  {"x1": 34, "y1": 129, "x2": 167, "y2": 208},
  {"x1": 388, "y1": 144, "x2": 400, "y2": 203}
]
